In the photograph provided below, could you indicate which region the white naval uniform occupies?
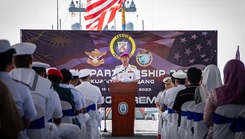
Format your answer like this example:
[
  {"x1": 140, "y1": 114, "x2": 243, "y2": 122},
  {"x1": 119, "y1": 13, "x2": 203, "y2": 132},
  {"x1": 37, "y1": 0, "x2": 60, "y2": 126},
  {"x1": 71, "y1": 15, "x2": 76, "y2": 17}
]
[
  {"x1": 10, "y1": 68, "x2": 51, "y2": 113},
  {"x1": 75, "y1": 82, "x2": 103, "y2": 107},
  {"x1": 69, "y1": 84, "x2": 91, "y2": 123},
  {"x1": 163, "y1": 85, "x2": 186, "y2": 107},
  {"x1": 69, "y1": 84, "x2": 91, "y2": 139},
  {"x1": 156, "y1": 90, "x2": 166, "y2": 108},
  {"x1": 111, "y1": 64, "x2": 140, "y2": 82},
  {"x1": 76, "y1": 81, "x2": 103, "y2": 139},
  {"x1": 156, "y1": 90, "x2": 165, "y2": 136},
  {"x1": 9, "y1": 68, "x2": 52, "y2": 139},
  {"x1": 0, "y1": 72, "x2": 37, "y2": 139},
  {"x1": 69, "y1": 84, "x2": 86, "y2": 109}
]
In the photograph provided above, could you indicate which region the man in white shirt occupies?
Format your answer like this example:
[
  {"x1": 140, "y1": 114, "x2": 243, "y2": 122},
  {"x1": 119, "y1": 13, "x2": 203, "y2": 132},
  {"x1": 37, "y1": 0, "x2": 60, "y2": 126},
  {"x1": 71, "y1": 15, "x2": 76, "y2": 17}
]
[
  {"x1": 33, "y1": 62, "x2": 82, "y2": 139},
  {"x1": 111, "y1": 52, "x2": 140, "y2": 82},
  {"x1": 9, "y1": 42, "x2": 55, "y2": 139},
  {"x1": 0, "y1": 40, "x2": 36, "y2": 139},
  {"x1": 60, "y1": 69, "x2": 83, "y2": 115},
  {"x1": 69, "y1": 69, "x2": 90, "y2": 122},
  {"x1": 76, "y1": 69, "x2": 103, "y2": 139},
  {"x1": 163, "y1": 71, "x2": 187, "y2": 109}
]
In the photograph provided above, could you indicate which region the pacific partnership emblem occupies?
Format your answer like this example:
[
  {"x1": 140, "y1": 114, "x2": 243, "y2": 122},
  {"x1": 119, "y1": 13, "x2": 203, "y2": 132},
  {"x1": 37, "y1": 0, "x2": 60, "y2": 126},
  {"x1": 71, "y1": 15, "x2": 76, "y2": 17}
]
[
  {"x1": 85, "y1": 49, "x2": 107, "y2": 66},
  {"x1": 110, "y1": 34, "x2": 136, "y2": 60},
  {"x1": 136, "y1": 49, "x2": 153, "y2": 67}
]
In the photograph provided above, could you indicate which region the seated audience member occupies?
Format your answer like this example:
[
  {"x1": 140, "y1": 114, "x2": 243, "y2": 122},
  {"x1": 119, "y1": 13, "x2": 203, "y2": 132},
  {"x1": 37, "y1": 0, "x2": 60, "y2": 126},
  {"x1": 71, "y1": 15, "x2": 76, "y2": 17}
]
[
  {"x1": 0, "y1": 81, "x2": 23, "y2": 139},
  {"x1": 173, "y1": 67, "x2": 202, "y2": 113},
  {"x1": 60, "y1": 69, "x2": 83, "y2": 116},
  {"x1": 69, "y1": 69, "x2": 86, "y2": 114},
  {"x1": 76, "y1": 69, "x2": 104, "y2": 138},
  {"x1": 0, "y1": 40, "x2": 36, "y2": 134},
  {"x1": 164, "y1": 71, "x2": 187, "y2": 109},
  {"x1": 47, "y1": 68, "x2": 76, "y2": 115},
  {"x1": 195, "y1": 65, "x2": 222, "y2": 104},
  {"x1": 34, "y1": 64, "x2": 82, "y2": 139},
  {"x1": 204, "y1": 59, "x2": 245, "y2": 139}
]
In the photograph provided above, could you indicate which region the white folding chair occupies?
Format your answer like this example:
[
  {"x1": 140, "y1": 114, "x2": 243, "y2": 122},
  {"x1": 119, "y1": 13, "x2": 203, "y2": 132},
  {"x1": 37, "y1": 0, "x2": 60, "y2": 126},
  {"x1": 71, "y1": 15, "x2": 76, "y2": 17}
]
[
  {"x1": 192, "y1": 102, "x2": 208, "y2": 139},
  {"x1": 85, "y1": 100, "x2": 98, "y2": 139},
  {"x1": 213, "y1": 104, "x2": 245, "y2": 139},
  {"x1": 76, "y1": 113, "x2": 89, "y2": 139},
  {"x1": 60, "y1": 100, "x2": 75, "y2": 124},
  {"x1": 235, "y1": 109, "x2": 245, "y2": 139},
  {"x1": 27, "y1": 104, "x2": 46, "y2": 139},
  {"x1": 168, "y1": 101, "x2": 179, "y2": 139},
  {"x1": 177, "y1": 101, "x2": 194, "y2": 139},
  {"x1": 184, "y1": 101, "x2": 195, "y2": 139}
]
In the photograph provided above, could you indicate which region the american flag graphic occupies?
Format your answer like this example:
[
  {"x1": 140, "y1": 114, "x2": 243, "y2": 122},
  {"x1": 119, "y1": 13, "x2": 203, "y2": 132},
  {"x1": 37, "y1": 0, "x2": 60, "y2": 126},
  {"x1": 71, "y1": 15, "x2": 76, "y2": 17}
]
[
  {"x1": 84, "y1": 0, "x2": 123, "y2": 30},
  {"x1": 167, "y1": 31, "x2": 217, "y2": 66}
]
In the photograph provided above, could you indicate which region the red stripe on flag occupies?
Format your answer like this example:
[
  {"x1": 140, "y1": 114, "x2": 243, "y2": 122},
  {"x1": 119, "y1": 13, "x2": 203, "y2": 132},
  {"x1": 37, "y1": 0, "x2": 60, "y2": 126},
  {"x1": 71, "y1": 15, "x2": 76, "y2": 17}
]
[
  {"x1": 85, "y1": 0, "x2": 116, "y2": 20},
  {"x1": 85, "y1": 0, "x2": 122, "y2": 30}
]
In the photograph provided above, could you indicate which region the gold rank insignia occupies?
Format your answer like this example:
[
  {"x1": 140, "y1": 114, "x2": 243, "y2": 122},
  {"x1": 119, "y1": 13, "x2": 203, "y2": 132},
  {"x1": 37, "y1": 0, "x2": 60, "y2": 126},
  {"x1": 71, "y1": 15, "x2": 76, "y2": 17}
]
[{"x1": 131, "y1": 65, "x2": 136, "y2": 68}]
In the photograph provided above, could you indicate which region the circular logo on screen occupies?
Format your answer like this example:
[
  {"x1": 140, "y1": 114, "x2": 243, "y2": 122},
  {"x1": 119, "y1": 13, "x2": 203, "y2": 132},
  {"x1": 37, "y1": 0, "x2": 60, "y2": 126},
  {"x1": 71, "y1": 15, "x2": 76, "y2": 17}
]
[
  {"x1": 118, "y1": 102, "x2": 128, "y2": 115},
  {"x1": 136, "y1": 49, "x2": 153, "y2": 67},
  {"x1": 110, "y1": 34, "x2": 136, "y2": 60}
]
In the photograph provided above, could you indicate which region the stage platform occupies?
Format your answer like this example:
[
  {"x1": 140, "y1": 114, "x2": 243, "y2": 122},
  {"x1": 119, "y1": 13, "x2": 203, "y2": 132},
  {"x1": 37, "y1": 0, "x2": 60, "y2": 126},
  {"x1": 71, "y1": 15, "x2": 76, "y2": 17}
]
[{"x1": 100, "y1": 119, "x2": 158, "y2": 139}]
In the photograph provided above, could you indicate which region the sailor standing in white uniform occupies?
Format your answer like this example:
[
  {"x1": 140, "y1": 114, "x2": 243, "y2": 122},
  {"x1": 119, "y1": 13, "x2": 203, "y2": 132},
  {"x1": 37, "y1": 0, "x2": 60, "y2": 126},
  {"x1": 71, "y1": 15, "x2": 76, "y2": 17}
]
[
  {"x1": 0, "y1": 40, "x2": 37, "y2": 139},
  {"x1": 111, "y1": 52, "x2": 140, "y2": 82}
]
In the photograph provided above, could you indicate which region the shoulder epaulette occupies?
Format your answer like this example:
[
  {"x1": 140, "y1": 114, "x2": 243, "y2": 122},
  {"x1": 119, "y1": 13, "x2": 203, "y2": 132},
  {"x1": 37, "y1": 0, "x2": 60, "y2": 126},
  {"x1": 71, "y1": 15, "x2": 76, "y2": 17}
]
[
  {"x1": 116, "y1": 65, "x2": 121, "y2": 68},
  {"x1": 159, "y1": 90, "x2": 164, "y2": 93},
  {"x1": 131, "y1": 65, "x2": 136, "y2": 68}
]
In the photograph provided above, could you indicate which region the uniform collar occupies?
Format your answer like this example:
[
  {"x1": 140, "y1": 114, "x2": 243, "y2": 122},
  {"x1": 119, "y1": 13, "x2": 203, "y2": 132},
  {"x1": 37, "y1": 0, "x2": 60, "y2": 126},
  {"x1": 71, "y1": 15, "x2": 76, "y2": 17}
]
[
  {"x1": 0, "y1": 71, "x2": 11, "y2": 79},
  {"x1": 187, "y1": 83, "x2": 199, "y2": 88},
  {"x1": 60, "y1": 83, "x2": 69, "y2": 88},
  {"x1": 9, "y1": 68, "x2": 36, "y2": 86},
  {"x1": 121, "y1": 64, "x2": 131, "y2": 68}
]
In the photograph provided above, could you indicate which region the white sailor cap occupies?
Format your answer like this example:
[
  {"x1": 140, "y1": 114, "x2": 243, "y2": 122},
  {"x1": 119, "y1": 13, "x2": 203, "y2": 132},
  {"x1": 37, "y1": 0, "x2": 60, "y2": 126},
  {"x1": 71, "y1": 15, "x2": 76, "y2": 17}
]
[
  {"x1": 79, "y1": 69, "x2": 91, "y2": 78},
  {"x1": 32, "y1": 61, "x2": 50, "y2": 69},
  {"x1": 0, "y1": 39, "x2": 14, "y2": 53},
  {"x1": 163, "y1": 77, "x2": 172, "y2": 83},
  {"x1": 172, "y1": 71, "x2": 187, "y2": 79},
  {"x1": 69, "y1": 69, "x2": 80, "y2": 77},
  {"x1": 12, "y1": 42, "x2": 36, "y2": 56}
]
